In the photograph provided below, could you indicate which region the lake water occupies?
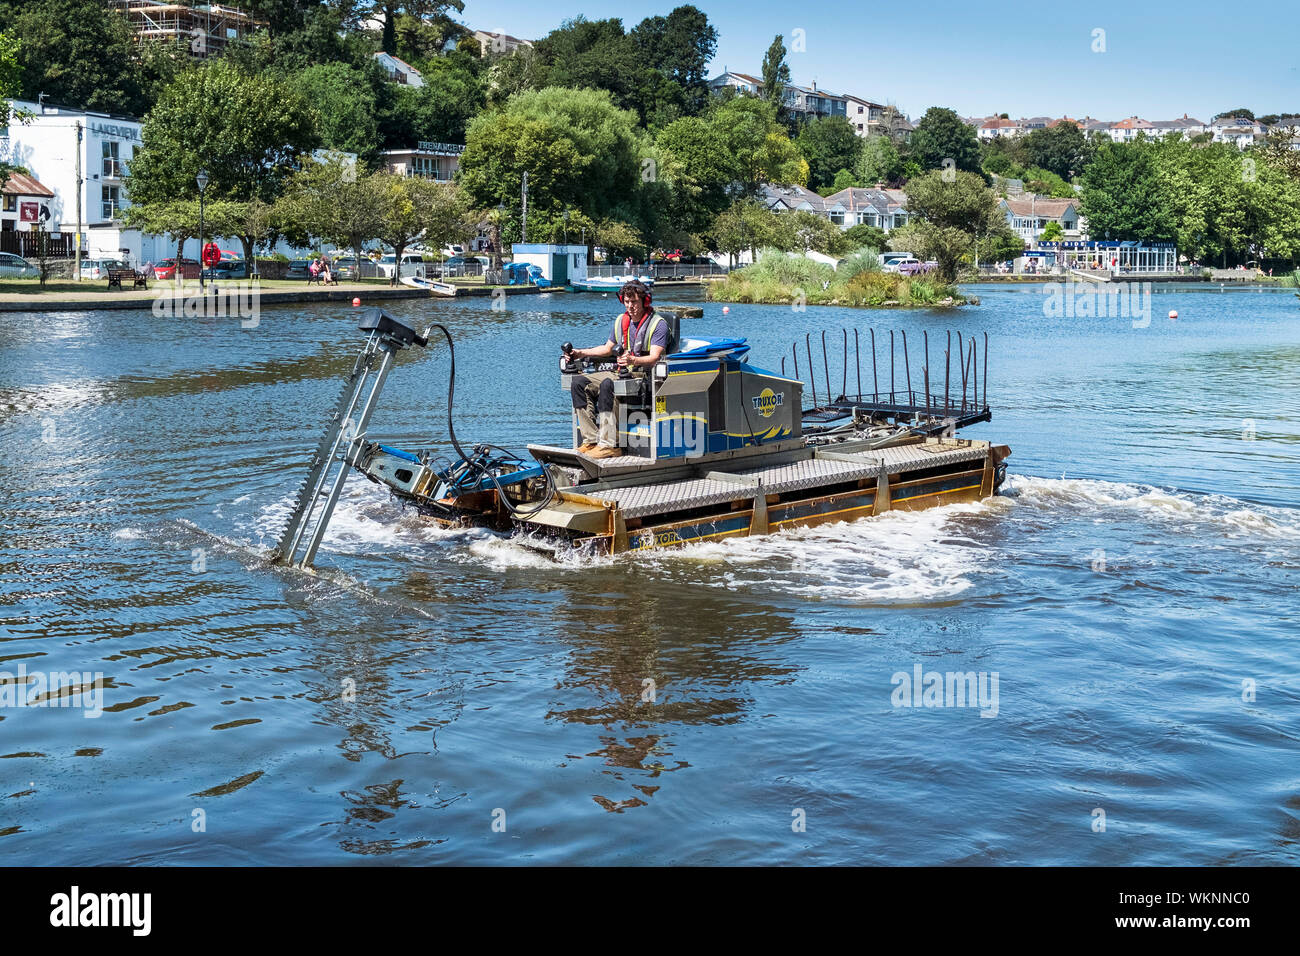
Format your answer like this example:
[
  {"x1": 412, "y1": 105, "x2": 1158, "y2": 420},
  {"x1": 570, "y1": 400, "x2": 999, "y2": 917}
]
[{"x1": 1, "y1": 281, "x2": 1297, "y2": 864}]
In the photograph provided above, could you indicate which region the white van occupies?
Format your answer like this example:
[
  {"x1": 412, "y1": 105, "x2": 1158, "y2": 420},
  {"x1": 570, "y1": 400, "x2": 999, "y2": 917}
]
[{"x1": 377, "y1": 253, "x2": 427, "y2": 279}]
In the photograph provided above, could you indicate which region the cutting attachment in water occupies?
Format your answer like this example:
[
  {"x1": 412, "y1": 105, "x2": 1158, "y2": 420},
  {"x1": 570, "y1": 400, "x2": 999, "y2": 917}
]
[{"x1": 269, "y1": 309, "x2": 428, "y2": 570}]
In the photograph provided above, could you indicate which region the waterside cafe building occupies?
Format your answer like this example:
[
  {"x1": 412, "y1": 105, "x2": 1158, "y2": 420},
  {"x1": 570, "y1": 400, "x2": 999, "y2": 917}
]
[{"x1": 1037, "y1": 240, "x2": 1178, "y2": 274}]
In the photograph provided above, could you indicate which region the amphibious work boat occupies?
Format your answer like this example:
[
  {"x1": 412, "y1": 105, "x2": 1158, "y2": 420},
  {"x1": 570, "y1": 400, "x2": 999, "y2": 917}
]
[{"x1": 269, "y1": 309, "x2": 1010, "y2": 568}]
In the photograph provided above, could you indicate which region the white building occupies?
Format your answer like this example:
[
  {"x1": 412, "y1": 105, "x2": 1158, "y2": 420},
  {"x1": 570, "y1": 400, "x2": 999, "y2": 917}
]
[
  {"x1": 760, "y1": 183, "x2": 910, "y2": 233},
  {"x1": 381, "y1": 142, "x2": 464, "y2": 182},
  {"x1": 510, "y1": 243, "x2": 587, "y2": 284},
  {"x1": 842, "y1": 95, "x2": 886, "y2": 137},
  {"x1": 471, "y1": 31, "x2": 533, "y2": 57},
  {"x1": 0, "y1": 99, "x2": 177, "y2": 263},
  {"x1": 372, "y1": 52, "x2": 424, "y2": 87},
  {"x1": 978, "y1": 118, "x2": 1023, "y2": 140},
  {"x1": 1211, "y1": 115, "x2": 1265, "y2": 148},
  {"x1": 998, "y1": 196, "x2": 1083, "y2": 242}
]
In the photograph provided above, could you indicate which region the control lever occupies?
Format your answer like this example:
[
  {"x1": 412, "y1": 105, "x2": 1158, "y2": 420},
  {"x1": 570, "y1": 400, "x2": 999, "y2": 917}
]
[
  {"x1": 560, "y1": 341, "x2": 581, "y2": 373},
  {"x1": 613, "y1": 344, "x2": 631, "y2": 378}
]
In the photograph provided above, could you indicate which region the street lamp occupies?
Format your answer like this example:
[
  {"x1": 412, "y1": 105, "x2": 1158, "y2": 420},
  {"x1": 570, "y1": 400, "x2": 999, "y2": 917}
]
[{"x1": 196, "y1": 170, "x2": 209, "y2": 289}]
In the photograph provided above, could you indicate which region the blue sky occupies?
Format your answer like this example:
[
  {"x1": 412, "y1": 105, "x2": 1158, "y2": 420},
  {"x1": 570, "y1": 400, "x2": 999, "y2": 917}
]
[{"x1": 465, "y1": 1, "x2": 1299, "y2": 120}]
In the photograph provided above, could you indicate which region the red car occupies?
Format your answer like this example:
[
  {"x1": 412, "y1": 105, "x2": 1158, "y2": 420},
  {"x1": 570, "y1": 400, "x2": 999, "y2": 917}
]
[{"x1": 153, "y1": 258, "x2": 200, "y2": 280}]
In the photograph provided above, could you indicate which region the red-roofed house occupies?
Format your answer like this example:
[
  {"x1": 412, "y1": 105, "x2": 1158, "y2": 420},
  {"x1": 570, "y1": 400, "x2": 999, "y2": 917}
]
[{"x1": 1, "y1": 171, "x2": 55, "y2": 234}]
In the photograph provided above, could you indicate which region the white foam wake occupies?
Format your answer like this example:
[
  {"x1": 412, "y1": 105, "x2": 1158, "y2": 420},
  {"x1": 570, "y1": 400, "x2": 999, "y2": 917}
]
[{"x1": 1002, "y1": 474, "x2": 1300, "y2": 539}]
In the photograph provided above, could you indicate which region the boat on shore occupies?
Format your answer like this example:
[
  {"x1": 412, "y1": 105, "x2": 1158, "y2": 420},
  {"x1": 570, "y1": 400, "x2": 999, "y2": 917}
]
[
  {"x1": 400, "y1": 275, "x2": 457, "y2": 296},
  {"x1": 569, "y1": 274, "x2": 655, "y2": 293},
  {"x1": 269, "y1": 310, "x2": 1009, "y2": 567}
]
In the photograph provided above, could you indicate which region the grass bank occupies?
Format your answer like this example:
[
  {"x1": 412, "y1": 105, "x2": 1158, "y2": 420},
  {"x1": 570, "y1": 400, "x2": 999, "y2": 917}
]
[{"x1": 707, "y1": 250, "x2": 968, "y2": 308}]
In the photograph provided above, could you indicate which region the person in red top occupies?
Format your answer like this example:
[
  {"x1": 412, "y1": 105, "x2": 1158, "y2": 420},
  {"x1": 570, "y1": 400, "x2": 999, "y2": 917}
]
[{"x1": 564, "y1": 280, "x2": 668, "y2": 458}]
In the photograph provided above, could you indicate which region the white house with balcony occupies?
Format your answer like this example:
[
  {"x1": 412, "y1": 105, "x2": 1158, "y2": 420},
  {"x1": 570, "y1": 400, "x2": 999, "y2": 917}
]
[
  {"x1": 1211, "y1": 115, "x2": 1265, "y2": 148},
  {"x1": 372, "y1": 52, "x2": 424, "y2": 87},
  {"x1": 842, "y1": 95, "x2": 886, "y2": 137},
  {"x1": 381, "y1": 142, "x2": 464, "y2": 182},
  {"x1": 826, "y1": 186, "x2": 909, "y2": 232},
  {"x1": 0, "y1": 99, "x2": 172, "y2": 262},
  {"x1": 999, "y1": 196, "x2": 1083, "y2": 242}
]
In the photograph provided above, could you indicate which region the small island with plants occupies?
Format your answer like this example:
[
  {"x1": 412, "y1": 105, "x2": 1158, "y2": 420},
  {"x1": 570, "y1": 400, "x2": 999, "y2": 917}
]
[{"x1": 708, "y1": 249, "x2": 967, "y2": 307}]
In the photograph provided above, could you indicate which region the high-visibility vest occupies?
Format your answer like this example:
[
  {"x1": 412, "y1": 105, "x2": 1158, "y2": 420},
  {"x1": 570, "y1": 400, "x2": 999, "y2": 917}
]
[{"x1": 616, "y1": 311, "x2": 664, "y2": 356}]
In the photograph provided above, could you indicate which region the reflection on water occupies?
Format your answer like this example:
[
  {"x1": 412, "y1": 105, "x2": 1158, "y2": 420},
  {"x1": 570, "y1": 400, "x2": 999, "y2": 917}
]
[{"x1": 1, "y1": 286, "x2": 1298, "y2": 864}]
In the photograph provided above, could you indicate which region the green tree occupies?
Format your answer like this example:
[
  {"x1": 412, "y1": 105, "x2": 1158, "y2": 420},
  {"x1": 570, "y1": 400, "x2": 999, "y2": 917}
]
[
  {"x1": 0, "y1": 31, "x2": 26, "y2": 190},
  {"x1": 1023, "y1": 120, "x2": 1093, "y2": 180},
  {"x1": 828, "y1": 169, "x2": 858, "y2": 193},
  {"x1": 278, "y1": 156, "x2": 384, "y2": 273},
  {"x1": 910, "y1": 107, "x2": 982, "y2": 174},
  {"x1": 759, "y1": 35, "x2": 790, "y2": 111},
  {"x1": 384, "y1": 56, "x2": 486, "y2": 147},
  {"x1": 1079, "y1": 141, "x2": 1177, "y2": 243},
  {"x1": 128, "y1": 60, "x2": 319, "y2": 208},
  {"x1": 3, "y1": 0, "x2": 149, "y2": 115},
  {"x1": 654, "y1": 116, "x2": 734, "y2": 234},
  {"x1": 294, "y1": 63, "x2": 380, "y2": 161},
  {"x1": 1022, "y1": 167, "x2": 1077, "y2": 198},
  {"x1": 121, "y1": 199, "x2": 201, "y2": 261},
  {"x1": 785, "y1": 209, "x2": 852, "y2": 255},
  {"x1": 205, "y1": 198, "x2": 282, "y2": 265},
  {"x1": 844, "y1": 223, "x2": 889, "y2": 250},
  {"x1": 796, "y1": 116, "x2": 862, "y2": 191},
  {"x1": 856, "y1": 134, "x2": 906, "y2": 187},
  {"x1": 709, "y1": 96, "x2": 807, "y2": 191},
  {"x1": 492, "y1": 87, "x2": 643, "y2": 222},
  {"x1": 708, "y1": 198, "x2": 786, "y2": 264},
  {"x1": 1039, "y1": 220, "x2": 1064, "y2": 241},
  {"x1": 372, "y1": 173, "x2": 470, "y2": 284},
  {"x1": 457, "y1": 111, "x2": 588, "y2": 244},
  {"x1": 594, "y1": 218, "x2": 645, "y2": 258},
  {"x1": 630, "y1": 6, "x2": 718, "y2": 116},
  {"x1": 531, "y1": 17, "x2": 642, "y2": 114},
  {"x1": 899, "y1": 169, "x2": 1005, "y2": 279},
  {"x1": 342, "y1": 0, "x2": 464, "y2": 56}
]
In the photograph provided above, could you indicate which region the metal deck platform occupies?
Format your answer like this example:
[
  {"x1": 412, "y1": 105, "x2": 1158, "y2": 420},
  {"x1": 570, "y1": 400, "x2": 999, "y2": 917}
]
[{"x1": 580, "y1": 439, "x2": 987, "y2": 520}]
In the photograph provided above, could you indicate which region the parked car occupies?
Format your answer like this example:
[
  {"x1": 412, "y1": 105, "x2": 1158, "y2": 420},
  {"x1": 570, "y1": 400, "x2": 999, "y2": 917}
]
[
  {"x1": 441, "y1": 244, "x2": 465, "y2": 257},
  {"x1": 0, "y1": 252, "x2": 39, "y2": 278},
  {"x1": 285, "y1": 259, "x2": 315, "y2": 280},
  {"x1": 201, "y1": 259, "x2": 250, "y2": 280},
  {"x1": 154, "y1": 257, "x2": 200, "y2": 280},
  {"x1": 882, "y1": 256, "x2": 920, "y2": 274},
  {"x1": 434, "y1": 255, "x2": 484, "y2": 278},
  {"x1": 376, "y1": 253, "x2": 427, "y2": 279},
  {"x1": 878, "y1": 252, "x2": 915, "y2": 271},
  {"x1": 897, "y1": 259, "x2": 937, "y2": 276},
  {"x1": 332, "y1": 256, "x2": 381, "y2": 280},
  {"x1": 81, "y1": 258, "x2": 129, "y2": 281}
]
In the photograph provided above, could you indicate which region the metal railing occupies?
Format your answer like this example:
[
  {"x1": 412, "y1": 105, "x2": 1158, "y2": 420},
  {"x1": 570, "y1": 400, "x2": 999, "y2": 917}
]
[
  {"x1": 428, "y1": 262, "x2": 484, "y2": 279},
  {"x1": 587, "y1": 262, "x2": 728, "y2": 279}
]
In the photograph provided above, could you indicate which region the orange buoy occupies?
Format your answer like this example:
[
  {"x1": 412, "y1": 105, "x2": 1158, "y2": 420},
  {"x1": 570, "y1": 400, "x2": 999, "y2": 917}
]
[{"x1": 352, "y1": 297, "x2": 361, "y2": 307}]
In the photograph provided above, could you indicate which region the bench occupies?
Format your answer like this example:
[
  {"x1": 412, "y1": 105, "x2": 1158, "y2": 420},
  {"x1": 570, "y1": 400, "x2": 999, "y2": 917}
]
[
  {"x1": 107, "y1": 270, "x2": 147, "y2": 290},
  {"x1": 306, "y1": 271, "x2": 322, "y2": 285}
]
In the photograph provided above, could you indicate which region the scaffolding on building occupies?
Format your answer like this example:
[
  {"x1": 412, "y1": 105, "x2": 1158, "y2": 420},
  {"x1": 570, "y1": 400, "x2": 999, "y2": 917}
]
[{"x1": 110, "y1": 1, "x2": 267, "y2": 58}]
